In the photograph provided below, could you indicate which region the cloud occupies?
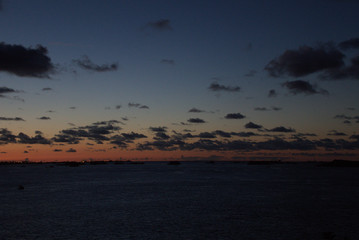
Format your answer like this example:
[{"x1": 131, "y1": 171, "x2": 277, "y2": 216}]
[
  {"x1": 149, "y1": 126, "x2": 167, "y2": 133},
  {"x1": 120, "y1": 132, "x2": 147, "y2": 142},
  {"x1": 37, "y1": 116, "x2": 51, "y2": 120},
  {"x1": 245, "y1": 122, "x2": 263, "y2": 129},
  {"x1": 268, "y1": 89, "x2": 277, "y2": 98},
  {"x1": 0, "y1": 87, "x2": 18, "y2": 94},
  {"x1": 52, "y1": 134, "x2": 81, "y2": 144},
  {"x1": 146, "y1": 19, "x2": 173, "y2": 31},
  {"x1": 333, "y1": 114, "x2": 359, "y2": 122},
  {"x1": 187, "y1": 118, "x2": 206, "y2": 123},
  {"x1": 0, "y1": 117, "x2": 25, "y2": 121},
  {"x1": 0, "y1": 87, "x2": 23, "y2": 101},
  {"x1": 110, "y1": 132, "x2": 147, "y2": 148},
  {"x1": 0, "y1": 128, "x2": 17, "y2": 144},
  {"x1": 0, "y1": 42, "x2": 55, "y2": 78},
  {"x1": 53, "y1": 121, "x2": 121, "y2": 145},
  {"x1": 115, "y1": 105, "x2": 121, "y2": 109},
  {"x1": 320, "y1": 55, "x2": 359, "y2": 80},
  {"x1": 198, "y1": 132, "x2": 216, "y2": 139},
  {"x1": 73, "y1": 55, "x2": 118, "y2": 72},
  {"x1": 254, "y1": 107, "x2": 268, "y2": 111},
  {"x1": 17, "y1": 132, "x2": 51, "y2": 144},
  {"x1": 224, "y1": 113, "x2": 245, "y2": 119},
  {"x1": 282, "y1": 80, "x2": 329, "y2": 95},
  {"x1": 160, "y1": 59, "x2": 175, "y2": 65},
  {"x1": 128, "y1": 102, "x2": 149, "y2": 109},
  {"x1": 188, "y1": 107, "x2": 205, "y2": 113},
  {"x1": 338, "y1": 38, "x2": 359, "y2": 50},
  {"x1": 256, "y1": 138, "x2": 316, "y2": 151},
  {"x1": 328, "y1": 130, "x2": 347, "y2": 136},
  {"x1": 213, "y1": 130, "x2": 232, "y2": 138},
  {"x1": 267, "y1": 126, "x2": 295, "y2": 133},
  {"x1": 272, "y1": 107, "x2": 282, "y2": 111},
  {"x1": 154, "y1": 132, "x2": 171, "y2": 140},
  {"x1": 42, "y1": 87, "x2": 52, "y2": 91},
  {"x1": 209, "y1": 82, "x2": 240, "y2": 92},
  {"x1": 66, "y1": 148, "x2": 77, "y2": 153},
  {"x1": 265, "y1": 44, "x2": 344, "y2": 77},
  {"x1": 233, "y1": 132, "x2": 257, "y2": 137}
]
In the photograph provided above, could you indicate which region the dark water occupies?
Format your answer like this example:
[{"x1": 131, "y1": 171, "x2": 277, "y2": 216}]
[{"x1": 1, "y1": 162, "x2": 359, "y2": 240}]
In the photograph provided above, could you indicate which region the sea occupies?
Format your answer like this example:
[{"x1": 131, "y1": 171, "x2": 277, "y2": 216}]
[{"x1": 0, "y1": 161, "x2": 358, "y2": 240}]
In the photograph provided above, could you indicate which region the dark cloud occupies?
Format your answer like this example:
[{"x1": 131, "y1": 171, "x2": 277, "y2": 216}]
[
  {"x1": 256, "y1": 138, "x2": 316, "y2": 151},
  {"x1": 334, "y1": 114, "x2": 352, "y2": 120},
  {"x1": 37, "y1": 116, "x2": 51, "y2": 120},
  {"x1": 198, "y1": 132, "x2": 216, "y2": 139},
  {"x1": 42, "y1": 87, "x2": 52, "y2": 91},
  {"x1": 320, "y1": 55, "x2": 359, "y2": 80},
  {"x1": 154, "y1": 132, "x2": 171, "y2": 140},
  {"x1": 265, "y1": 44, "x2": 344, "y2": 77},
  {"x1": 17, "y1": 132, "x2": 51, "y2": 144},
  {"x1": 315, "y1": 138, "x2": 359, "y2": 151},
  {"x1": 147, "y1": 19, "x2": 173, "y2": 31},
  {"x1": 328, "y1": 130, "x2": 347, "y2": 136},
  {"x1": 0, "y1": 128, "x2": 17, "y2": 144},
  {"x1": 110, "y1": 132, "x2": 147, "y2": 148},
  {"x1": 209, "y1": 83, "x2": 240, "y2": 92},
  {"x1": 160, "y1": 59, "x2": 175, "y2": 65},
  {"x1": 149, "y1": 126, "x2": 167, "y2": 132},
  {"x1": 232, "y1": 132, "x2": 257, "y2": 137},
  {"x1": 268, "y1": 89, "x2": 277, "y2": 98},
  {"x1": 188, "y1": 107, "x2": 205, "y2": 113},
  {"x1": 272, "y1": 106, "x2": 282, "y2": 111},
  {"x1": 282, "y1": 80, "x2": 329, "y2": 95},
  {"x1": 120, "y1": 132, "x2": 147, "y2": 142},
  {"x1": 53, "y1": 121, "x2": 121, "y2": 145},
  {"x1": 338, "y1": 38, "x2": 359, "y2": 50},
  {"x1": 52, "y1": 134, "x2": 81, "y2": 144},
  {"x1": 128, "y1": 102, "x2": 149, "y2": 109},
  {"x1": 0, "y1": 117, "x2": 25, "y2": 121},
  {"x1": 254, "y1": 107, "x2": 268, "y2": 111},
  {"x1": 66, "y1": 148, "x2": 77, "y2": 153},
  {"x1": 0, "y1": 42, "x2": 55, "y2": 78},
  {"x1": 73, "y1": 55, "x2": 118, "y2": 72},
  {"x1": 0, "y1": 87, "x2": 18, "y2": 94},
  {"x1": 267, "y1": 126, "x2": 295, "y2": 133},
  {"x1": 245, "y1": 122, "x2": 263, "y2": 129},
  {"x1": 292, "y1": 133, "x2": 317, "y2": 138},
  {"x1": 213, "y1": 130, "x2": 232, "y2": 138},
  {"x1": 334, "y1": 114, "x2": 359, "y2": 122},
  {"x1": 224, "y1": 113, "x2": 245, "y2": 119},
  {"x1": 187, "y1": 118, "x2": 206, "y2": 123}
]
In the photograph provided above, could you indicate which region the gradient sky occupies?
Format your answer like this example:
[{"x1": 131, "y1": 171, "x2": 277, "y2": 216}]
[{"x1": 0, "y1": 0, "x2": 359, "y2": 162}]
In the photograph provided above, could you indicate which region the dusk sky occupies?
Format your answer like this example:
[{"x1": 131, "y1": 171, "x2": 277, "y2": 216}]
[{"x1": 0, "y1": 0, "x2": 359, "y2": 162}]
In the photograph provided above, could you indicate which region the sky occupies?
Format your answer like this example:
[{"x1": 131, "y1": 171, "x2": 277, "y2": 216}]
[{"x1": 0, "y1": 0, "x2": 359, "y2": 162}]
